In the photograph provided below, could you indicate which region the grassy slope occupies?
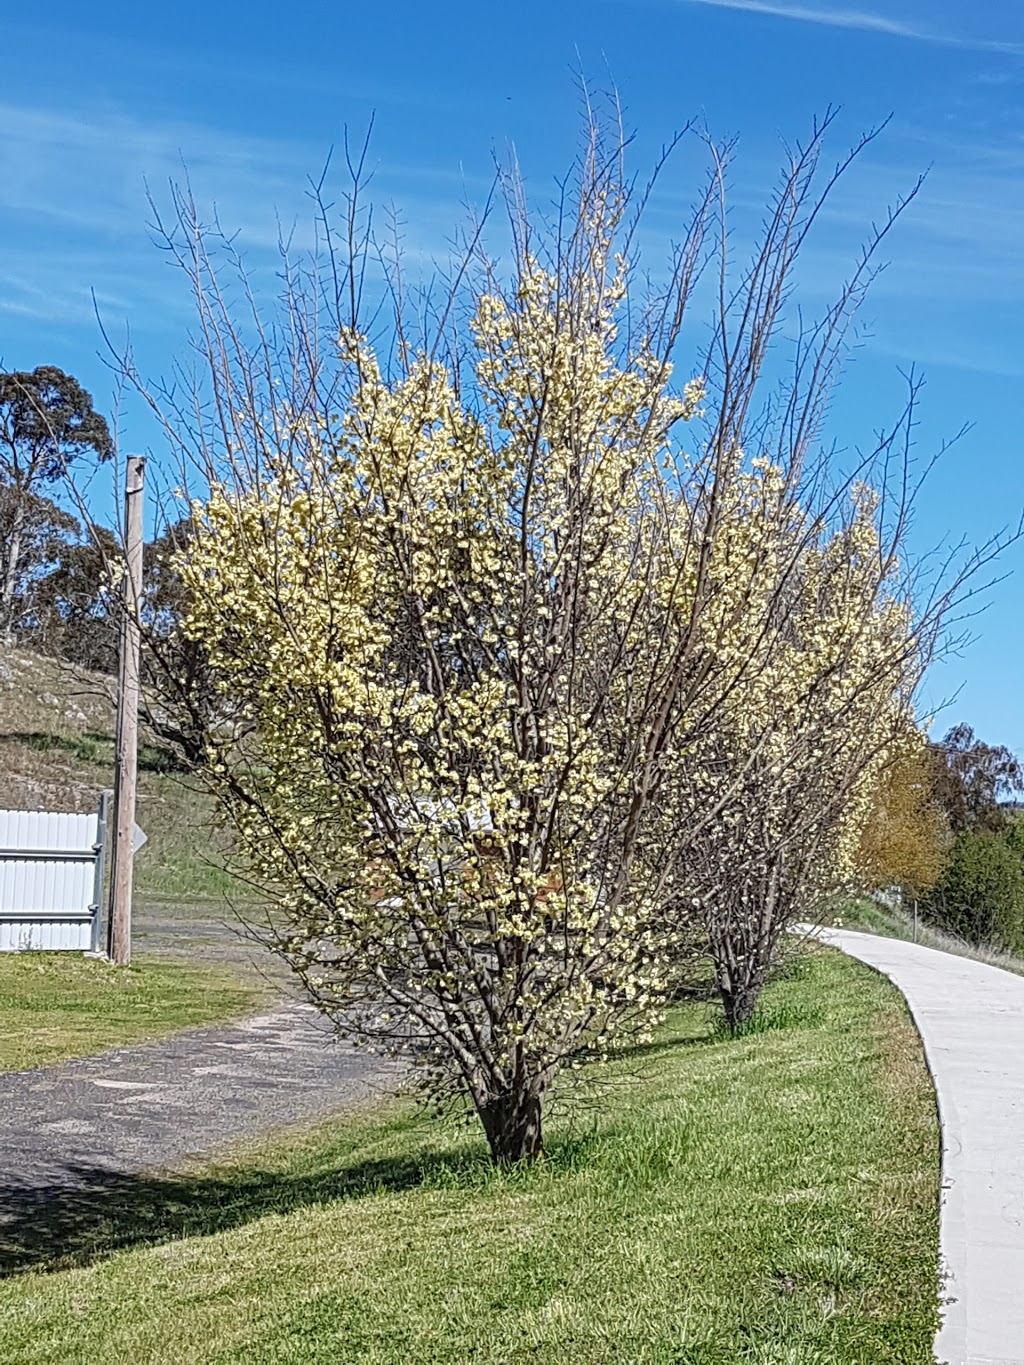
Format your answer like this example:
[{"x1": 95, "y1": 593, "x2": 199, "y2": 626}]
[
  {"x1": 0, "y1": 952, "x2": 266, "y2": 1072},
  {"x1": 0, "y1": 647, "x2": 234, "y2": 901},
  {"x1": 0, "y1": 949, "x2": 940, "y2": 1364},
  {"x1": 0, "y1": 649, "x2": 264, "y2": 1066}
]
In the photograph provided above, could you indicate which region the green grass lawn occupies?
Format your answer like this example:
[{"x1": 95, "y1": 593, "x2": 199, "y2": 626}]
[
  {"x1": 0, "y1": 948, "x2": 940, "y2": 1363},
  {"x1": 0, "y1": 953, "x2": 265, "y2": 1072}
]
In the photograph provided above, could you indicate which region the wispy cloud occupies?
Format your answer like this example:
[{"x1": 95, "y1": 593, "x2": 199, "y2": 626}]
[
  {"x1": 0, "y1": 102, "x2": 325, "y2": 246},
  {"x1": 682, "y1": 0, "x2": 1024, "y2": 55},
  {"x1": 0, "y1": 99, "x2": 492, "y2": 342}
]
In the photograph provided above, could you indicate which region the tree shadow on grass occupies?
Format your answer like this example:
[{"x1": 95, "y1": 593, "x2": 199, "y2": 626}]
[
  {"x1": 1, "y1": 1118, "x2": 662, "y2": 1279},
  {"x1": 0, "y1": 1148, "x2": 464, "y2": 1279},
  {"x1": 606, "y1": 1027, "x2": 720, "y2": 1065},
  {"x1": 605, "y1": 999, "x2": 821, "y2": 1069}
]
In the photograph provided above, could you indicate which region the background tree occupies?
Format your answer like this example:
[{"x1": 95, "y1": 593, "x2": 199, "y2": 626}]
[
  {"x1": 23, "y1": 522, "x2": 120, "y2": 671},
  {"x1": 138, "y1": 517, "x2": 218, "y2": 767},
  {"x1": 0, "y1": 486, "x2": 80, "y2": 644},
  {"x1": 930, "y1": 722, "x2": 1024, "y2": 833},
  {"x1": 662, "y1": 480, "x2": 940, "y2": 1028},
  {"x1": 856, "y1": 731, "x2": 949, "y2": 900},
  {"x1": 901, "y1": 723, "x2": 1024, "y2": 950},
  {"x1": 924, "y1": 829, "x2": 1024, "y2": 951},
  {"x1": 15, "y1": 510, "x2": 214, "y2": 766},
  {"x1": 0, "y1": 367, "x2": 113, "y2": 638}
]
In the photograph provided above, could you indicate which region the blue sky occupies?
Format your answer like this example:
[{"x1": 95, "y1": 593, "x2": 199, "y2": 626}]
[{"x1": 2, "y1": 0, "x2": 1023, "y2": 748}]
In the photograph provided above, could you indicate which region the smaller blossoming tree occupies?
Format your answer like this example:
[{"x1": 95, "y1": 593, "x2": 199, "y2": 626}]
[{"x1": 663, "y1": 476, "x2": 926, "y2": 1026}]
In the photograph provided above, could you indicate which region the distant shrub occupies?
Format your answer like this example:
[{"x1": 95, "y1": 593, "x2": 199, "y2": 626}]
[{"x1": 923, "y1": 829, "x2": 1024, "y2": 952}]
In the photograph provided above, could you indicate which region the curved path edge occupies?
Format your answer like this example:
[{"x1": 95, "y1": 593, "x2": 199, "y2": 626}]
[{"x1": 817, "y1": 927, "x2": 1024, "y2": 1365}]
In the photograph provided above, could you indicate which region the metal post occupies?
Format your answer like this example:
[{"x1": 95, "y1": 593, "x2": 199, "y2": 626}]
[
  {"x1": 107, "y1": 456, "x2": 145, "y2": 967},
  {"x1": 913, "y1": 898, "x2": 918, "y2": 945},
  {"x1": 90, "y1": 790, "x2": 110, "y2": 955}
]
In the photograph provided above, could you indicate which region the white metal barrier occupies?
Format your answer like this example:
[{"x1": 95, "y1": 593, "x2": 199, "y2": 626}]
[{"x1": 0, "y1": 798, "x2": 108, "y2": 952}]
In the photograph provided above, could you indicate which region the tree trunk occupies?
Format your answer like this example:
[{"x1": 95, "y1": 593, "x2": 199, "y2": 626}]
[
  {"x1": 713, "y1": 938, "x2": 772, "y2": 1031},
  {"x1": 719, "y1": 977, "x2": 763, "y2": 1030},
  {"x1": 478, "y1": 1081, "x2": 544, "y2": 1165},
  {"x1": 0, "y1": 506, "x2": 24, "y2": 640},
  {"x1": 711, "y1": 874, "x2": 781, "y2": 1031}
]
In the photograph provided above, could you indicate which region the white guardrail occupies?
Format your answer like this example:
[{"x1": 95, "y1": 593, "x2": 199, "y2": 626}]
[{"x1": 0, "y1": 799, "x2": 108, "y2": 952}]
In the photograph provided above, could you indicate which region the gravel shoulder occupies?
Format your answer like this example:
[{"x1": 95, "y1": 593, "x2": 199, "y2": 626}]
[{"x1": 0, "y1": 1000, "x2": 400, "y2": 1273}]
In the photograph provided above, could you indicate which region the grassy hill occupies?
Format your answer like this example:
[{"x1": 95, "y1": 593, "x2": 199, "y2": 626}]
[
  {"x1": 0, "y1": 649, "x2": 274, "y2": 1063},
  {"x1": 0, "y1": 646, "x2": 273, "y2": 982},
  {"x1": 0, "y1": 647, "x2": 235, "y2": 904}
]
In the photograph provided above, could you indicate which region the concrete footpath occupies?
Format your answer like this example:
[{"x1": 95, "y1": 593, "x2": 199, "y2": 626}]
[{"x1": 820, "y1": 928, "x2": 1024, "y2": 1365}]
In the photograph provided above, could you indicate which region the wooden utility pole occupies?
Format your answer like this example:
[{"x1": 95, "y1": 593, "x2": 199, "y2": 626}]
[{"x1": 108, "y1": 455, "x2": 145, "y2": 966}]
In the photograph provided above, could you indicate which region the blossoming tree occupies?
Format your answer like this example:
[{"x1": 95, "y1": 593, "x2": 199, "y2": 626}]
[{"x1": 128, "y1": 111, "x2": 1005, "y2": 1160}]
